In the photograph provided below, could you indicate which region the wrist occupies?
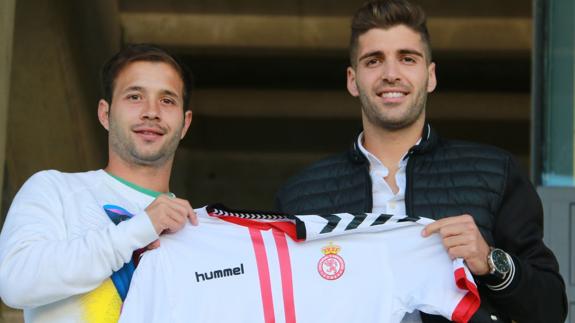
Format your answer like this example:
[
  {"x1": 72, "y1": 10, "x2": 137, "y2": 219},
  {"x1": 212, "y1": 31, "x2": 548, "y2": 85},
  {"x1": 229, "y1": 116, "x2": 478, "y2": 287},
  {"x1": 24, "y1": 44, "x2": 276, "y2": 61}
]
[
  {"x1": 477, "y1": 248, "x2": 517, "y2": 291},
  {"x1": 487, "y1": 248, "x2": 511, "y2": 279}
]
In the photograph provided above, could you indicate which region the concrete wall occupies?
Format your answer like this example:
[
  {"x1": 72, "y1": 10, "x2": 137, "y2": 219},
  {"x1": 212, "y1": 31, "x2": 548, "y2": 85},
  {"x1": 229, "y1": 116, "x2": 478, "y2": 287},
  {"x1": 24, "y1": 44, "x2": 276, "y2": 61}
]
[
  {"x1": 0, "y1": 0, "x2": 15, "y2": 230},
  {"x1": 5, "y1": 0, "x2": 121, "y2": 197},
  {"x1": 0, "y1": 1, "x2": 16, "y2": 320}
]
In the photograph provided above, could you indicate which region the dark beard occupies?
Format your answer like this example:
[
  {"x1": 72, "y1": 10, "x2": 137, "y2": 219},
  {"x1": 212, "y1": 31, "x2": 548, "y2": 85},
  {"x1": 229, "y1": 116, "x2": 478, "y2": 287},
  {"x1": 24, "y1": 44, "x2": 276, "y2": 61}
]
[{"x1": 358, "y1": 89, "x2": 427, "y2": 131}]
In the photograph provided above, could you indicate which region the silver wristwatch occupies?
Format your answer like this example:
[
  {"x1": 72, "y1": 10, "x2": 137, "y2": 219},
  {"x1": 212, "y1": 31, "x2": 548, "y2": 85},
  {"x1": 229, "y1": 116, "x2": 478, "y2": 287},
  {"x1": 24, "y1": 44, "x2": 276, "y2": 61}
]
[{"x1": 487, "y1": 247, "x2": 511, "y2": 280}]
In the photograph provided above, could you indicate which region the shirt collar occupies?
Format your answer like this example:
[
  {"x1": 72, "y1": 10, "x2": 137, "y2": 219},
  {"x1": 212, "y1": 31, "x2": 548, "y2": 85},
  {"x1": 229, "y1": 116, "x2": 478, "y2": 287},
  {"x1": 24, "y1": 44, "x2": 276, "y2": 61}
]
[{"x1": 356, "y1": 132, "x2": 422, "y2": 168}]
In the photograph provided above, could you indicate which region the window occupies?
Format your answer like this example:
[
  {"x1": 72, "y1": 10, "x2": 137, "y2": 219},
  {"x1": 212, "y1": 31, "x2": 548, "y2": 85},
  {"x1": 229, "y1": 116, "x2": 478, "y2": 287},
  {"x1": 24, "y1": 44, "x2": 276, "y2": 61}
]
[{"x1": 535, "y1": 0, "x2": 575, "y2": 186}]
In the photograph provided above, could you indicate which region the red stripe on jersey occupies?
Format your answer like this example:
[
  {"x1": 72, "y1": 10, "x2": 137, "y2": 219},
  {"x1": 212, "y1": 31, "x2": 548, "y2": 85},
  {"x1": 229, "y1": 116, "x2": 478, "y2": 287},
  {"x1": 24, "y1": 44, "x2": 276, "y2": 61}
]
[
  {"x1": 273, "y1": 230, "x2": 296, "y2": 323},
  {"x1": 215, "y1": 215, "x2": 301, "y2": 241},
  {"x1": 451, "y1": 267, "x2": 481, "y2": 323},
  {"x1": 249, "y1": 228, "x2": 276, "y2": 323}
]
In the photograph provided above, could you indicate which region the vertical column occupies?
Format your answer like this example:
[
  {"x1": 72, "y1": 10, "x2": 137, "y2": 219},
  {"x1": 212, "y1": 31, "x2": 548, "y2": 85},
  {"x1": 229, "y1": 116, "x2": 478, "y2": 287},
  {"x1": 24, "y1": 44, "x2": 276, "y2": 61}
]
[
  {"x1": 538, "y1": 187, "x2": 575, "y2": 323},
  {"x1": 0, "y1": 3, "x2": 16, "y2": 323},
  {"x1": 0, "y1": 0, "x2": 15, "y2": 220}
]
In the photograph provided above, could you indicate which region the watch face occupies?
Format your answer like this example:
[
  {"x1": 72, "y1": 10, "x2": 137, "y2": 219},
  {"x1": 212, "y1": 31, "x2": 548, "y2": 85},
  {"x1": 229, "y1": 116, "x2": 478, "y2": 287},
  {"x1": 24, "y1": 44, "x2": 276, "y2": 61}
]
[{"x1": 492, "y1": 249, "x2": 511, "y2": 273}]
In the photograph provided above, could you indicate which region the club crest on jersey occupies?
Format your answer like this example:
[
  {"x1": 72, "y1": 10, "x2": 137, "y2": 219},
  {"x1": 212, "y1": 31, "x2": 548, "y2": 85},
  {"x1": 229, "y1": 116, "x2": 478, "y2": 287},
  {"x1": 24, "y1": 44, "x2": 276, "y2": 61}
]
[{"x1": 317, "y1": 242, "x2": 345, "y2": 280}]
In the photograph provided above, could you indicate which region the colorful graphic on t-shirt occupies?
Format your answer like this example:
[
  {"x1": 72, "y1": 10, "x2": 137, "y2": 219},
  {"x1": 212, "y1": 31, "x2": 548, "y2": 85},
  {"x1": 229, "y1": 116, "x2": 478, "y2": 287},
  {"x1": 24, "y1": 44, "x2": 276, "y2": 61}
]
[
  {"x1": 81, "y1": 279, "x2": 122, "y2": 323},
  {"x1": 104, "y1": 204, "x2": 134, "y2": 225},
  {"x1": 79, "y1": 204, "x2": 139, "y2": 323},
  {"x1": 103, "y1": 204, "x2": 137, "y2": 301}
]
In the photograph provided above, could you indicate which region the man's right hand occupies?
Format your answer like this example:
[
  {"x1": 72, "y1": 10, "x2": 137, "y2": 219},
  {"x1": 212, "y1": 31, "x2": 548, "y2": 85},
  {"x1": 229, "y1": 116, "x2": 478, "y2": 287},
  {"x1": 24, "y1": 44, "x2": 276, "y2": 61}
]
[{"x1": 145, "y1": 194, "x2": 198, "y2": 235}]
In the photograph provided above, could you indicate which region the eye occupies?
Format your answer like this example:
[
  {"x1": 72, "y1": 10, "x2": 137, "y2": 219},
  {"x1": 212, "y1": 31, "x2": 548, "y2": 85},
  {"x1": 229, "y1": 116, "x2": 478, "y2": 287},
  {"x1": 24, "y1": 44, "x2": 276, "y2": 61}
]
[
  {"x1": 126, "y1": 94, "x2": 142, "y2": 101},
  {"x1": 365, "y1": 57, "x2": 381, "y2": 67},
  {"x1": 161, "y1": 98, "x2": 176, "y2": 105},
  {"x1": 401, "y1": 56, "x2": 417, "y2": 64}
]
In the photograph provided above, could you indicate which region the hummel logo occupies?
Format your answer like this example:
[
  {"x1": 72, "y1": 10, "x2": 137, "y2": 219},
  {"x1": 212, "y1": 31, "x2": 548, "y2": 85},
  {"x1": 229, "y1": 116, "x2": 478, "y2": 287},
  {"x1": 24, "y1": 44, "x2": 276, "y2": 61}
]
[{"x1": 195, "y1": 264, "x2": 245, "y2": 282}]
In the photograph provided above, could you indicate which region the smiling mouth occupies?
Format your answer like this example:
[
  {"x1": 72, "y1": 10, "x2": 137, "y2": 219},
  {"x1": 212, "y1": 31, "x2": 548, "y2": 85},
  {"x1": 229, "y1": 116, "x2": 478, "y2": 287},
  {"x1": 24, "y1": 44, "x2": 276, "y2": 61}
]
[
  {"x1": 379, "y1": 92, "x2": 406, "y2": 98},
  {"x1": 376, "y1": 90, "x2": 409, "y2": 103},
  {"x1": 135, "y1": 130, "x2": 163, "y2": 135},
  {"x1": 132, "y1": 126, "x2": 166, "y2": 140},
  {"x1": 376, "y1": 85, "x2": 410, "y2": 98}
]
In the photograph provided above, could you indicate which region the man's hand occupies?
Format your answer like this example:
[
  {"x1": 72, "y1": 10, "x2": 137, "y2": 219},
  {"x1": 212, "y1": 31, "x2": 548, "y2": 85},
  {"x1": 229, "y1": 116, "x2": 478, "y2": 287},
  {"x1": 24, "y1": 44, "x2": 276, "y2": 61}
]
[
  {"x1": 145, "y1": 194, "x2": 198, "y2": 236},
  {"x1": 146, "y1": 239, "x2": 161, "y2": 250},
  {"x1": 422, "y1": 214, "x2": 490, "y2": 275}
]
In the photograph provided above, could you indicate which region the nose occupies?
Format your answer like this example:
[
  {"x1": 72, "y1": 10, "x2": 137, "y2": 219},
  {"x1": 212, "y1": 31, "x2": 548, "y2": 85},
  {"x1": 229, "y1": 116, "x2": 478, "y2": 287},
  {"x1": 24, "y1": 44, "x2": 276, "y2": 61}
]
[
  {"x1": 381, "y1": 61, "x2": 401, "y2": 84},
  {"x1": 141, "y1": 99, "x2": 160, "y2": 120}
]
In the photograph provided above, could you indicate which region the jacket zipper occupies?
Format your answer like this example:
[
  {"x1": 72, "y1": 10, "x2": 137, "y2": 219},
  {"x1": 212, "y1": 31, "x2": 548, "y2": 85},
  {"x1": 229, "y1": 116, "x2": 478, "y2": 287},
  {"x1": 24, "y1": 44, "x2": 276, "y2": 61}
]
[
  {"x1": 364, "y1": 162, "x2": 373, "y2": 213},
  {"x1": 405, "y1": 152, "x2": 415, "y2": 217}
]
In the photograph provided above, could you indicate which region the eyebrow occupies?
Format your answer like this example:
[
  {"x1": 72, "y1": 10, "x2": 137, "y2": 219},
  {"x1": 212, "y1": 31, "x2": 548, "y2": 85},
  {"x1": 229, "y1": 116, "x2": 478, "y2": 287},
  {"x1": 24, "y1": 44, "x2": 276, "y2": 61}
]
[
  {"x1": 398, "y1": 49, "x2": 424, "y2": 58},
  {"x1": 358, "y1": 48, "x2": 425, "y2": 62},
  {"x1": 122, "y1": 86, "x2": 181, "y2": 99},
  {"x1": 160, "y1": 89, "x2": 180, "y2": 99},
  {"x1": 122, "y1": 86, "x2": 144, "y2": 94},
  {"x1": 358, "y1": 50, "x2": 384, "y2": 62}
]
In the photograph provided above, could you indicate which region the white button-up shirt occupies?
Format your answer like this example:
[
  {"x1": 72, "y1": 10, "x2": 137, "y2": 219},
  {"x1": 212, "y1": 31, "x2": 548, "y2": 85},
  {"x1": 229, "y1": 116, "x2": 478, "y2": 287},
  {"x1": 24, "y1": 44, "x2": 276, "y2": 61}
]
[{"x1": 356, "y1": 132, "x2": 416, "y2": 216}]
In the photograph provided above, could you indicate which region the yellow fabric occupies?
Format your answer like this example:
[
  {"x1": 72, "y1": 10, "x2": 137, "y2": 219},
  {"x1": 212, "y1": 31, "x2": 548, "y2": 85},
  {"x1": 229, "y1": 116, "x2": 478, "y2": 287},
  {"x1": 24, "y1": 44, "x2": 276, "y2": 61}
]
[{"x1": 80, "y1": 279, "x2": 122, "y2": 323}]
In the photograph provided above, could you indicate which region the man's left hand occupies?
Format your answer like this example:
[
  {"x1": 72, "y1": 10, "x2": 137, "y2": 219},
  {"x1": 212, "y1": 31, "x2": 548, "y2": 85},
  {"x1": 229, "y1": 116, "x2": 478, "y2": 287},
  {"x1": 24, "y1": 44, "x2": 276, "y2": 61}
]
[{"x1": 422, "y1": 214, "x2": 490, "y2": 275}]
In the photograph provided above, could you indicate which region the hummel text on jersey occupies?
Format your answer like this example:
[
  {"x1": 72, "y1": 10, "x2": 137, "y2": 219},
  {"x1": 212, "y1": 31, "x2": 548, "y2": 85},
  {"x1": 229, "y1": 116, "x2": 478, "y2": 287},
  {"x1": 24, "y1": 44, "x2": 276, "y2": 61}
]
[{"x1": 195, "y1": 264, "x2": 245, "y2": 282}]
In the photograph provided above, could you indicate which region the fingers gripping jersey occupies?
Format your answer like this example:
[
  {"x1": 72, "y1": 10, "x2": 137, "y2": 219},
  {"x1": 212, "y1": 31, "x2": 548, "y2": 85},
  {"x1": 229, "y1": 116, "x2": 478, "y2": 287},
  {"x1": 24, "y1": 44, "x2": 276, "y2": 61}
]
[{"x1": 120, "y1": 205, "x2": 480, "y2": 323}]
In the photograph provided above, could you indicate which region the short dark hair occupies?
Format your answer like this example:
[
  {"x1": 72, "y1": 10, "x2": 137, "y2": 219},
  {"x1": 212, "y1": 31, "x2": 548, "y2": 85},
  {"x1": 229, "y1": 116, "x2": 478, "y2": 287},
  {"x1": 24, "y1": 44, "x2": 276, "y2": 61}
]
[
  {"x1": 101, "y1": 44, "x2": 193, "y2": 110},
  {"x1": 349, "y1": 0, "x2": 431, "y2": 67}
]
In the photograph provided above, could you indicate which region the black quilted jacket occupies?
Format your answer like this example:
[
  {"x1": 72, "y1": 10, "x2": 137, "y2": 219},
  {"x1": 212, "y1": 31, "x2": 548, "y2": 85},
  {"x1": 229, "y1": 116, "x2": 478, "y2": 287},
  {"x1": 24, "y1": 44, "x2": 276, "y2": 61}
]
[{"x1": 276, "y1": 124, "x2": 567, "y2": 323}]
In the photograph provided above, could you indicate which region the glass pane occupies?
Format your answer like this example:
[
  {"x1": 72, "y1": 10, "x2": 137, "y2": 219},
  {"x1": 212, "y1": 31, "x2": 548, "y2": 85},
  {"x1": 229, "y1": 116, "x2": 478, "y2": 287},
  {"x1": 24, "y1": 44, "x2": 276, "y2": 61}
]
[{"x1": 542, "y1": 0, "x2": 575, "y2": 186}]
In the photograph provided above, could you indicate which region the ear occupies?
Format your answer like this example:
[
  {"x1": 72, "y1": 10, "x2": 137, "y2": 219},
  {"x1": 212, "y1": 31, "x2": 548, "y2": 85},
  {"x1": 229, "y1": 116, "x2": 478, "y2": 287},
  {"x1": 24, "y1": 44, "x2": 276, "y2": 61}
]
[
  {"x1": 346, "y1": 66, "x2": 359, "y2": 97},
  {"x1": 427, "y1": 62, "x2": 437, "y2": 93},
  {"x1": 98, "y1": 99, "x2": 111, "y2": 131},
  {"x1": 180, "y1": 109, "x2": 193, "y2": 139}
]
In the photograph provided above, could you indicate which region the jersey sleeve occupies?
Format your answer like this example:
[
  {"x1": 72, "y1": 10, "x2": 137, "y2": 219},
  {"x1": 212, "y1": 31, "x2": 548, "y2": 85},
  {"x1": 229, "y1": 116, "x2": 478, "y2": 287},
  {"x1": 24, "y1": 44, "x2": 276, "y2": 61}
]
[
  {"x1": 391, "y1": 227, "x2": 480, "y2": 323},
  {"x1": 450, "y1": 259, "x2": 481, "y2": 322},
  {"x1": 0, "y1": 171, "x2": 158, "y2": 308}
]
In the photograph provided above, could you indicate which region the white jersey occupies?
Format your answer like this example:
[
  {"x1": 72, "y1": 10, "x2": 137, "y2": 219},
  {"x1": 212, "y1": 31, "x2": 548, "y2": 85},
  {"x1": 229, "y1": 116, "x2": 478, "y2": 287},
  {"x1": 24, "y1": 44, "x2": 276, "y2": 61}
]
[{"x1": 120, "y1": 205, "x2": 480, "y2": 323}]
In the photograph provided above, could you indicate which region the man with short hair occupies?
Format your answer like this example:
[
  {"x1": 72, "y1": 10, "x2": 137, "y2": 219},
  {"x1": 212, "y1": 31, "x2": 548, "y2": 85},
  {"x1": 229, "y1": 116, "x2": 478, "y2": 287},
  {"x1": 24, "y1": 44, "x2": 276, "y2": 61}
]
[
  {"x1": 275, "y1": 0, "x2": 567, "y2": 322},
  {"x1": 0, "y1": 44, "x2": 197, "y2": 322}
]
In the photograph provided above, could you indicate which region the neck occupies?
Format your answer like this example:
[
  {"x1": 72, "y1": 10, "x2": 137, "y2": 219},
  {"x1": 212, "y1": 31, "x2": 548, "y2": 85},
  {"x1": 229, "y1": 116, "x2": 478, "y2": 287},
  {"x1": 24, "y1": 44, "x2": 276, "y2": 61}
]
[
  {"x1": 105, "y1": 155, "x2": 173, "y2": 193},
  {"x1": 362, "y1": 118, "x2": 425, "y2": 169}
]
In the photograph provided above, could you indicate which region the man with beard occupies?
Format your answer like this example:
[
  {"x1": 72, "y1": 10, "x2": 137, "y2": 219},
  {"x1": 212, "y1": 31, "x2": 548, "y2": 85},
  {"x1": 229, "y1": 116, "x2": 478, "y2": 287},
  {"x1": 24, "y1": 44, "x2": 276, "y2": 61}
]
[
  {"x1": 0, "y1": 44, "x2": 197, "y2": 323},
  {"x1": 275, "y1": 0, "x2": 567, "y2": 322}
]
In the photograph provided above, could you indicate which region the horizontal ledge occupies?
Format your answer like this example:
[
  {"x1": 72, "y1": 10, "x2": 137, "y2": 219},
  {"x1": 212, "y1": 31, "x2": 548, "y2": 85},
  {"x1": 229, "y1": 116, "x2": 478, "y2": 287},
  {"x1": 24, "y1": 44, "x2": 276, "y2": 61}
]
[
  {"x1": 182, "y1": 116, "x2": 529, "y2": 155},
  {"x1": 122, "y1": 13, "x2": 532, "y2": 51},
  {"x1": 190, "y1": 89, "x2": 530, "y2": 120},
  {"x1": 119, "y1": 0, "x2": 531, "y2": 18}
]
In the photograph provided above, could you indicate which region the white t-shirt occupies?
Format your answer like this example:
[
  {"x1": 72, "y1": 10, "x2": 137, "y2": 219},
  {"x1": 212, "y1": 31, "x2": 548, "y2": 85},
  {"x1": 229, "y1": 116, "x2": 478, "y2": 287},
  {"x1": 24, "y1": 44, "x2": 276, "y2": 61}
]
[
  {"x1": 0, "y1": 170, "x2": 159, "y2": 323},
  {"x1": 120, "y1": 205, "x2": 480, "y2": 323}
]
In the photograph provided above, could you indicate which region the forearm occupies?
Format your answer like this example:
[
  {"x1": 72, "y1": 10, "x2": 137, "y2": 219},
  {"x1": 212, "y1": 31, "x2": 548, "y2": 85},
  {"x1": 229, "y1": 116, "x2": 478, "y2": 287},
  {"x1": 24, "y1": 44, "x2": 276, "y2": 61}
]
[{"x1": 484, "y1": 255, "x2": 566, "y2": 323}]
